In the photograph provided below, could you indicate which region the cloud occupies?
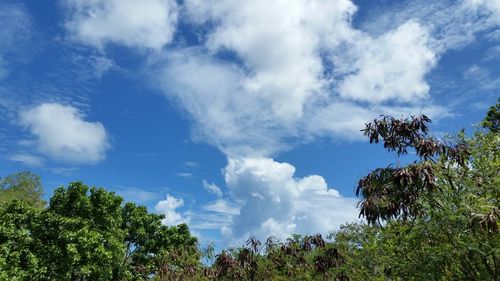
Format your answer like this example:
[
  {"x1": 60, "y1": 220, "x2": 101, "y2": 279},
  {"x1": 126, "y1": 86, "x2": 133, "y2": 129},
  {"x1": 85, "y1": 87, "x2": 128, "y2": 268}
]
[
  {"x1": 19, "y1": 103, "x2": 110, "y2": 164},
  {"x1": 62, "y1": 0, "x2": 178, "y2": 50},
  {"x1": 223, "y1": 157, "x2": 359, "y2": 240},
  {"x1": 112, "y1": 186, "x2": 160, "y2": 204},
  {"x1": 466, "y1": 0, "x2": 500, "y2": 23},
  {"x1": 175, "y1": 172, "x2": 193, "y2": 178},
  {"x1": 359, "y1": 0, "x2": 499, "y2": 54},
  {"x1": 184, "y1": 161, "x2": 199, "y2": 168},
  {"x1": 155, "y1": 194, "x2": 190, "y2": 226},
  {"x1": 8, "y1": 153, "x2": 44, "y2": 167},
  {"x1": 483, "y1": 45, "x2": 500, "y2": 61},
  {"x1": 186, "y1": 0, "x2": 356, "y2": 122},
  {"x1": 157, "y1": 1, "x2": 453, "y2": 157},
  {"x1": 463, "y1": 65, "x2": 500, "y2": 91},
  {"x1": 338, "y1": 21, "x2": 437, "y2": 103},
  {"x1": 0, "y1": 3, "x2": 32, "y2": 80},
  {"x1": 202, "y1": 180, "x2": 223, "y2": 198},
  {"x1": 202, "y1": 199, "x2": 239, "y2": 215},
  {"x1": 186, "y1": 199, "x2": 239, "y2": 231},
  {"x1": 188, "y1": 211, "x2": 234, "y2": 231}
]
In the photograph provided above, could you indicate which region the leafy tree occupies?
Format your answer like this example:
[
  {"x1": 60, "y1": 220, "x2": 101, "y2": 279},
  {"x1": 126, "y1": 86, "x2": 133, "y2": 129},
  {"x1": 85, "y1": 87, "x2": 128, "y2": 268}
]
[
  {"x1": 482, "y1": 98, "x2": 499, "y2": 133},
  {"x1": 0, "y1": 181, "x2": 199, "y2": 280},
  {"x1": 337, "y1": 110, "x2": 499, "y2": 280},
  {"x1": 0, "y1": 171, "x2": 45, "y2": 209},
  {"x1": 0, "y1": 201, "x2": 42, "y2": 281}
]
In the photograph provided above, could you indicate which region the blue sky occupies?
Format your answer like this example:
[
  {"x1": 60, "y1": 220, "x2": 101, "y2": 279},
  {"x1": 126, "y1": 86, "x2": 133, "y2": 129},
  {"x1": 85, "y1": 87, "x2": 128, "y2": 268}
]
[{"x1": 0, "y1": 0, "x2": 498, "y2": 246}]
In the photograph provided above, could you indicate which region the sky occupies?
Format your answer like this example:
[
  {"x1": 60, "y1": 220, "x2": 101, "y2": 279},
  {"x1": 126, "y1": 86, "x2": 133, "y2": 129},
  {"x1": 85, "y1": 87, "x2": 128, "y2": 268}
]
[{"x1": 0, "y1": 0, "x2": 498, "y2": 247}]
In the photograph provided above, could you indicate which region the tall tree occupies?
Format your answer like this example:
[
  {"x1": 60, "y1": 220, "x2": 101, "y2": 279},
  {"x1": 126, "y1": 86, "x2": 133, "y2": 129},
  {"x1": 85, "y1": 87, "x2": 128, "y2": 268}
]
[{"x1": 0, "y1": 171, "x2": 45, "y2": 209}]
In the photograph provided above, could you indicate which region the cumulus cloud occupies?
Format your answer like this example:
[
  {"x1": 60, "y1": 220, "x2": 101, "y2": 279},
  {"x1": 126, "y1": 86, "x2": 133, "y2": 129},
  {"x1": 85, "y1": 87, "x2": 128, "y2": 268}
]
[
  {"x1": 338, "y1": 21, "x2": 437, "y2": 103},
  {"x1": 185, "y1": 0, "x2": 356, "y2": 122},
  {"x1": 19, "y1": 103, "x2": 109, "y2": 164},
  {"x1": 223, "y1": 158, "x2": 359, "y2": 240},
  {"x1": 202, "y1": 180, "x2": 223, "y2": 198},
  {"x1": 62, "y1": 0, "x2": 178, "y2": 50},
  {"x1": 155, "y1": 194, "x2": 190, "y2": 226},
  {"x1": 156, "y1": 0, "x2": 451, "y2": 157}
]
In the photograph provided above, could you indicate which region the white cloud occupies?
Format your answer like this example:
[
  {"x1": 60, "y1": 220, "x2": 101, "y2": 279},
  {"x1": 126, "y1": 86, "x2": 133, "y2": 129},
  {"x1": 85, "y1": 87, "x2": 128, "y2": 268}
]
[
  {"x1": 223, "y1": 157, "x2": 359, "y2": 240},
  {"x1": 175, "y1": 172, "x2": 193, "y2": 178},
  {"x1": 466, "y1": 0, "x2": 500, "y2": 23},
  {"x1": 359, "y1": 0, "x2": 499, "y2": 53},
  {"x1": 463, "y1": 65, "x2": 500, "y2": 91},
  {"x1": 338, "y1": 21, "x2": 437, "y2": 103},
  {"x1": 484, "y1": 45, "x2": 500, "y2": 61},
  {"x1": 188, "y1": 211, "x2": 234, "y2": 231},
  {"x1": 202, "y1": 180, "x2": 223, "y2": 198},
  {"x1": 158, "y1": 1, "x2": 452, "y2": 156},
  {"x1": 8, "y1": 153, "x2": 44, "y2": 167},
  {"x1": 184, "y1": 0, "x2": 356, "y2": 122},
  {"x1": 155, "y1": 194, "x2": 190, "y2": 226},
  {"x1": 19, "y1": 103, "x2": 110, "y2": 164},
  {"x1": 62, "y1": 0, "x2": 178, "y2": 50},
  {"x1": 184, "y1": 161, "x2": 199, "y2": 168},
  {"x1": 184, "y1": 199, "x2": 239, "y2": 232},
  {"x1": 202, "y1": 199, "x2": 239, "y2": 215}
]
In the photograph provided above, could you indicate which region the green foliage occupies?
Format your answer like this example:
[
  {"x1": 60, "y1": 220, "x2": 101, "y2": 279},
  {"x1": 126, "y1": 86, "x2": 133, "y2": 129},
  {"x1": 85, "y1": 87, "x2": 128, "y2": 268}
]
[
  {"x1": 0, "y1": 181, "x2": 198, "y2": 280},
  {"x1": 334, "y1": 110, "x2": 500, "y2": 280},
  {"x1": 0, "y1": 171, "x2": 45, "y2": 209},
  {"x1": 482, "y1": 98, "x2": 499, "y2": 133}
]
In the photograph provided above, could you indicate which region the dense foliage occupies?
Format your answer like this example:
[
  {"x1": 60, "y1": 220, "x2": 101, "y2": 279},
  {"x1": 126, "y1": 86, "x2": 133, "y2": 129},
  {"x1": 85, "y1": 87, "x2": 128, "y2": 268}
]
[
  {"x1": 0, "y1": 171, "x2": 45, "y2": 209},
  {"x1": 0, "y1": 101, "x2": 498, "y2": 280},
  {"x1": 0, "y1": 182, "x2": 197, "y2": 280}
]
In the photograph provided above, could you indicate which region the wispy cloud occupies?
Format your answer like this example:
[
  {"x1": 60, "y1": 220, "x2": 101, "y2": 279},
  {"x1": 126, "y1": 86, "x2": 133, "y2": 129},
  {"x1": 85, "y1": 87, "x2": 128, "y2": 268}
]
[
  {"x1": 112, "y1": 186, "x2": 161, "y2": 204},
  {"x1": 8, "y1": 153, "x2": 44, "y2": 167},
  {"x1": 202, "y1": 199, "x2": 240, "y2": 215},
  {"x1": 463, "y1": 65, "x2": 500, "y2": 91},
  {"x1": 184, "y1": 161, "x2": 199, "y2": 168},
  {"x1": 175, "y1": 172, "x2": 193, "y2": 178},
  {"x1": 202, "y1": 180, "x2": 223, "y2": 198}
]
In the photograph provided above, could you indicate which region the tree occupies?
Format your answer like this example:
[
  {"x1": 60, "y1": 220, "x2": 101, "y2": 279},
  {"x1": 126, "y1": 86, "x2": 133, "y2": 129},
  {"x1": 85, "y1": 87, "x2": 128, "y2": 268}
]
[
  {"x1": 335, "y1": 110, "x2": 499, "y2": 280},
  {"x1": 0, "y1": 171, "x2": 45, "y2": 209},
  {"x1": 482, "y1": 98, "x2": 499, "y2": 133},
  {"x1": 0, "y1": 181, "x2": 199, "y2": 280}
]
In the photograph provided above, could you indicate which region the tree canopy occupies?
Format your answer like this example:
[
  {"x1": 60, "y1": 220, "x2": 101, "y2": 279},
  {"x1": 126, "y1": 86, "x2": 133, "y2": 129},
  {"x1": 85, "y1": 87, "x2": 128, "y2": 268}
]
[
  {"x1": 0, "y1": 171, "x2": 45, "y2": 209},
  {"x1": 0, "y1": 182, "x2": 198, "y2": 280}
]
